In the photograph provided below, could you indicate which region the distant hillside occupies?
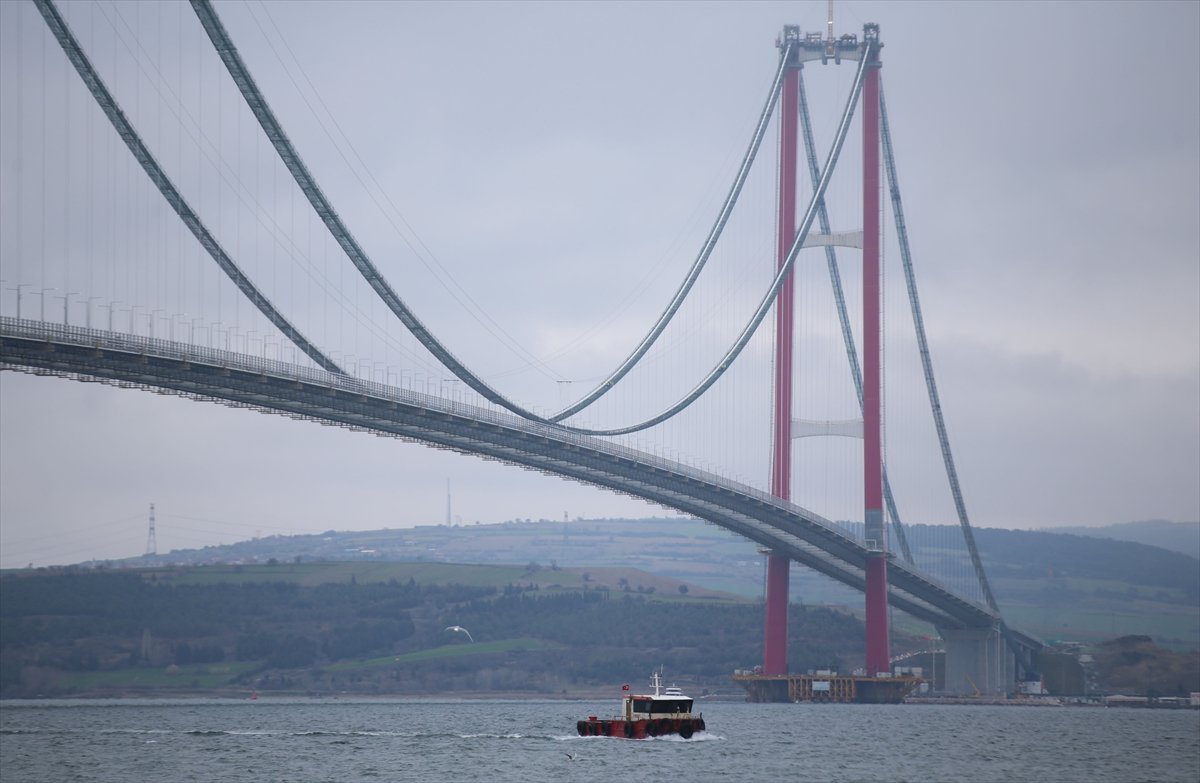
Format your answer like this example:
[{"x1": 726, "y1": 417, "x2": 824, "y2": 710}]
[
  {"x1": 914, "y1": 525, "x2": 1200, "y2": 596},
  {"x1": 3, "y1": 563, "x2": 1193, "y2": 700},
  {"x1": 1091, "y1": 635, "x2": 1200, "y2": 698},
  {"x1": 66, "y1": 516, "x2": 1200, "y2": 648},
  {"x1": 0, "y1": 564, "x2": 863, "y2": 699},
  {"x1": 930, "y1": 525, "x2": 1200, "y2": 649},
  {"x1": 1039, "y1": 520, "x2": 1200, "y2": 560}
]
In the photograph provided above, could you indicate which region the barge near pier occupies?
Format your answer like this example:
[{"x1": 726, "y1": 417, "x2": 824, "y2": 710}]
[{"x1": 732, "y1": 669, "x2": 921, "y2": 704}]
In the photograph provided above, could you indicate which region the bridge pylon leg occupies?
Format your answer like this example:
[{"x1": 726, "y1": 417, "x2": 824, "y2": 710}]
[
  {"x1": 860, "y1": 24, "x2": 891, "y2": 679},
  {"x1": 764, "y1": 41, "x2": 801, "y2": 677},
  {"x1": 763, "y1": 554, "x2": 790, "y2": 674}
]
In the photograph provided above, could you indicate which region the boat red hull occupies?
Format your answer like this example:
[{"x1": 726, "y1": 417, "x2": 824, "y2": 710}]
[{"x1": 576, "y1": 717, "x2": 705, "y2": 740}]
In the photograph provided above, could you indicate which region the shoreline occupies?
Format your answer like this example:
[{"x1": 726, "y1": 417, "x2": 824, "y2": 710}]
[{"x1": 6, "y1": 691, "x2": 1195, "y2": 709}]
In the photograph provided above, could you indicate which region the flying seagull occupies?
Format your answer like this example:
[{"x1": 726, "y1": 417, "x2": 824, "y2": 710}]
[{"x1": 444, "y1": 625, "x2": 474, "y2": 643}]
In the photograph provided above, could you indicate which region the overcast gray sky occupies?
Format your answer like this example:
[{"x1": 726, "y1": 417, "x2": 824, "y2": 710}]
[{"x1": 1, "y1": 0, "x2": 1197, "y2": 568}]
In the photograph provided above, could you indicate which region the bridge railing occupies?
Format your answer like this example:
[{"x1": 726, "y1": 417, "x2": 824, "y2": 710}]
[
  {"x1": 3, "y1": 317, "x2": 861, "y2": 527},
  {"x1": 4, "y1": 317, "x2": 1010, "y2": 629},
  {"x1": 2, "y1": 317, "x2": 943, "y2": 573}
]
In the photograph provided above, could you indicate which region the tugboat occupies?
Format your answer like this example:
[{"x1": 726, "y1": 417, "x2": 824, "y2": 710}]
[{"x1": 576, "y1": 670, "x2": 706, "y2": 739}]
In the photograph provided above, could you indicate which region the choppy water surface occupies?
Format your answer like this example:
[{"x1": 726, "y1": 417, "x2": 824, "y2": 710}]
[{"x1": 2, "y1": 698, "x2": 1197, "y2": 782}]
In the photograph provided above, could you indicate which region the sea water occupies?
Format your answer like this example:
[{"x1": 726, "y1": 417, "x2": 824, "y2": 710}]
[{"x1": 2, "y1": 698, "x2": 1197, "y2": 782}]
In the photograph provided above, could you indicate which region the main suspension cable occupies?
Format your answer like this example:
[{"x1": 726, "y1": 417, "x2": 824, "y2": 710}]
[
  {"x1": 193, "y1": 0, "x2": 804, "y2": 433},
  {"x1": 33, "y1": 0, "x2": 343, "y2": 374},
  {"x1": 880, "y1": 81, "x2": 995, "y2": 608},
  {"x1": 194, "y1": 0, "x2": 870, "y2": 440},
  {"x1": 579, "y1": 50, "x2": 871, "y2": 437},
  {"x1": 549, "y1": 47, "x2": 793, "y2": 421}
]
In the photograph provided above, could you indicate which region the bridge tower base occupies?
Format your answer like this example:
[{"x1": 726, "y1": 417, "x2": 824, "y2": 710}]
[
  {"x1": 732, "y1": 671, "x2": 920, "y2": 704},
  {"x1": 938, "y1": 625, "x2": 1014, "y2": 697}
]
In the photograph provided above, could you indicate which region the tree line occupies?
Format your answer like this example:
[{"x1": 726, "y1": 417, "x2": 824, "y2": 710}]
[{"x1": 0, "y1": 568, "x2": 866, "y2": 697}]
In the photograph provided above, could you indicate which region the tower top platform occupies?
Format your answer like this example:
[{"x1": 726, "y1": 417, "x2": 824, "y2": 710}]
[{"x1": 777, "y1": 22, "x2": 880, "y2": 65}]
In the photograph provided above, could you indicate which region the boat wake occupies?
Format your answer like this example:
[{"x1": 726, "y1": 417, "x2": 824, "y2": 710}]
[{"x1": 557, "y1": 732, "x2": 724, "y2": 743}]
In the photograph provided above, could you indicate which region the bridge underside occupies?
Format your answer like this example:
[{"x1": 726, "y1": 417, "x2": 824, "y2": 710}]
[{"x1": 1, "y1": 321, "x2": 1042, "y2": 673}]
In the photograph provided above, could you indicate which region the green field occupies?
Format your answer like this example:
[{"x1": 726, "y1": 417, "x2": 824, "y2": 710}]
[
  {"x1": 999, "y1": 603, "x2": 1200, "y2": 649},
  {"x1": 323, "y1": 638, "x2": 557, "y2": 672},
  {"x1": 149, "y1": 561, "x2": 748, "y2": 604},
  {"x1": 54, "y1": 661, "x2": 261, "y2": 691},
  {"x1": 155, "y1": 561, "x2": 562, "y2": 589}
]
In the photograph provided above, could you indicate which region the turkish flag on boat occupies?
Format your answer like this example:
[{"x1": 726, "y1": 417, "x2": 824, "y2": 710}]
[{"x1": 622, "y1": 684, "x2": 630, "y2": 691}]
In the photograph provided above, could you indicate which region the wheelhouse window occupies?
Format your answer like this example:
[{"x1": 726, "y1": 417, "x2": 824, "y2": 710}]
[{"x1": 633, "y1": 698, "x2": 692, "y2": 714}]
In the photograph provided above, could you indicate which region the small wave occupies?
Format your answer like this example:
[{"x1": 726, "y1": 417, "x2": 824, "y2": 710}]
[
  {"x1": 657, "y1": 732, "x2": 725, "y2": 742},
  {"x1": 294, "y1": 730, "x2": 409, "y2": 738},
  {"x1": 558, "y1": 732, "x2": 725, "y2": 743}
]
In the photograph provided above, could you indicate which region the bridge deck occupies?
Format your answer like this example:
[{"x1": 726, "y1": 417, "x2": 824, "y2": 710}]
[{"x1": 0, "y1": 318, "x2": 1040, "y2": 652}]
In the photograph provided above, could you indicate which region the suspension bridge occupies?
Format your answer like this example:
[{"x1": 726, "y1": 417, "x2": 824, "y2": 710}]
[{"x1": 0, "y1": 0, "x2": 1042, "y2": 696}]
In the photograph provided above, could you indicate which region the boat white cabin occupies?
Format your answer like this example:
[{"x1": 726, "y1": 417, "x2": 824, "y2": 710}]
[{"x1": 624, "y1": 670, "x2": 696, "y2": 720}]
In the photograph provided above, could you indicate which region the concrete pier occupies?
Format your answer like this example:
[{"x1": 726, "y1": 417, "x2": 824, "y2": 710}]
[{"x1": 939, "y1": 625, "x2": 1014, "y2": 697}]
